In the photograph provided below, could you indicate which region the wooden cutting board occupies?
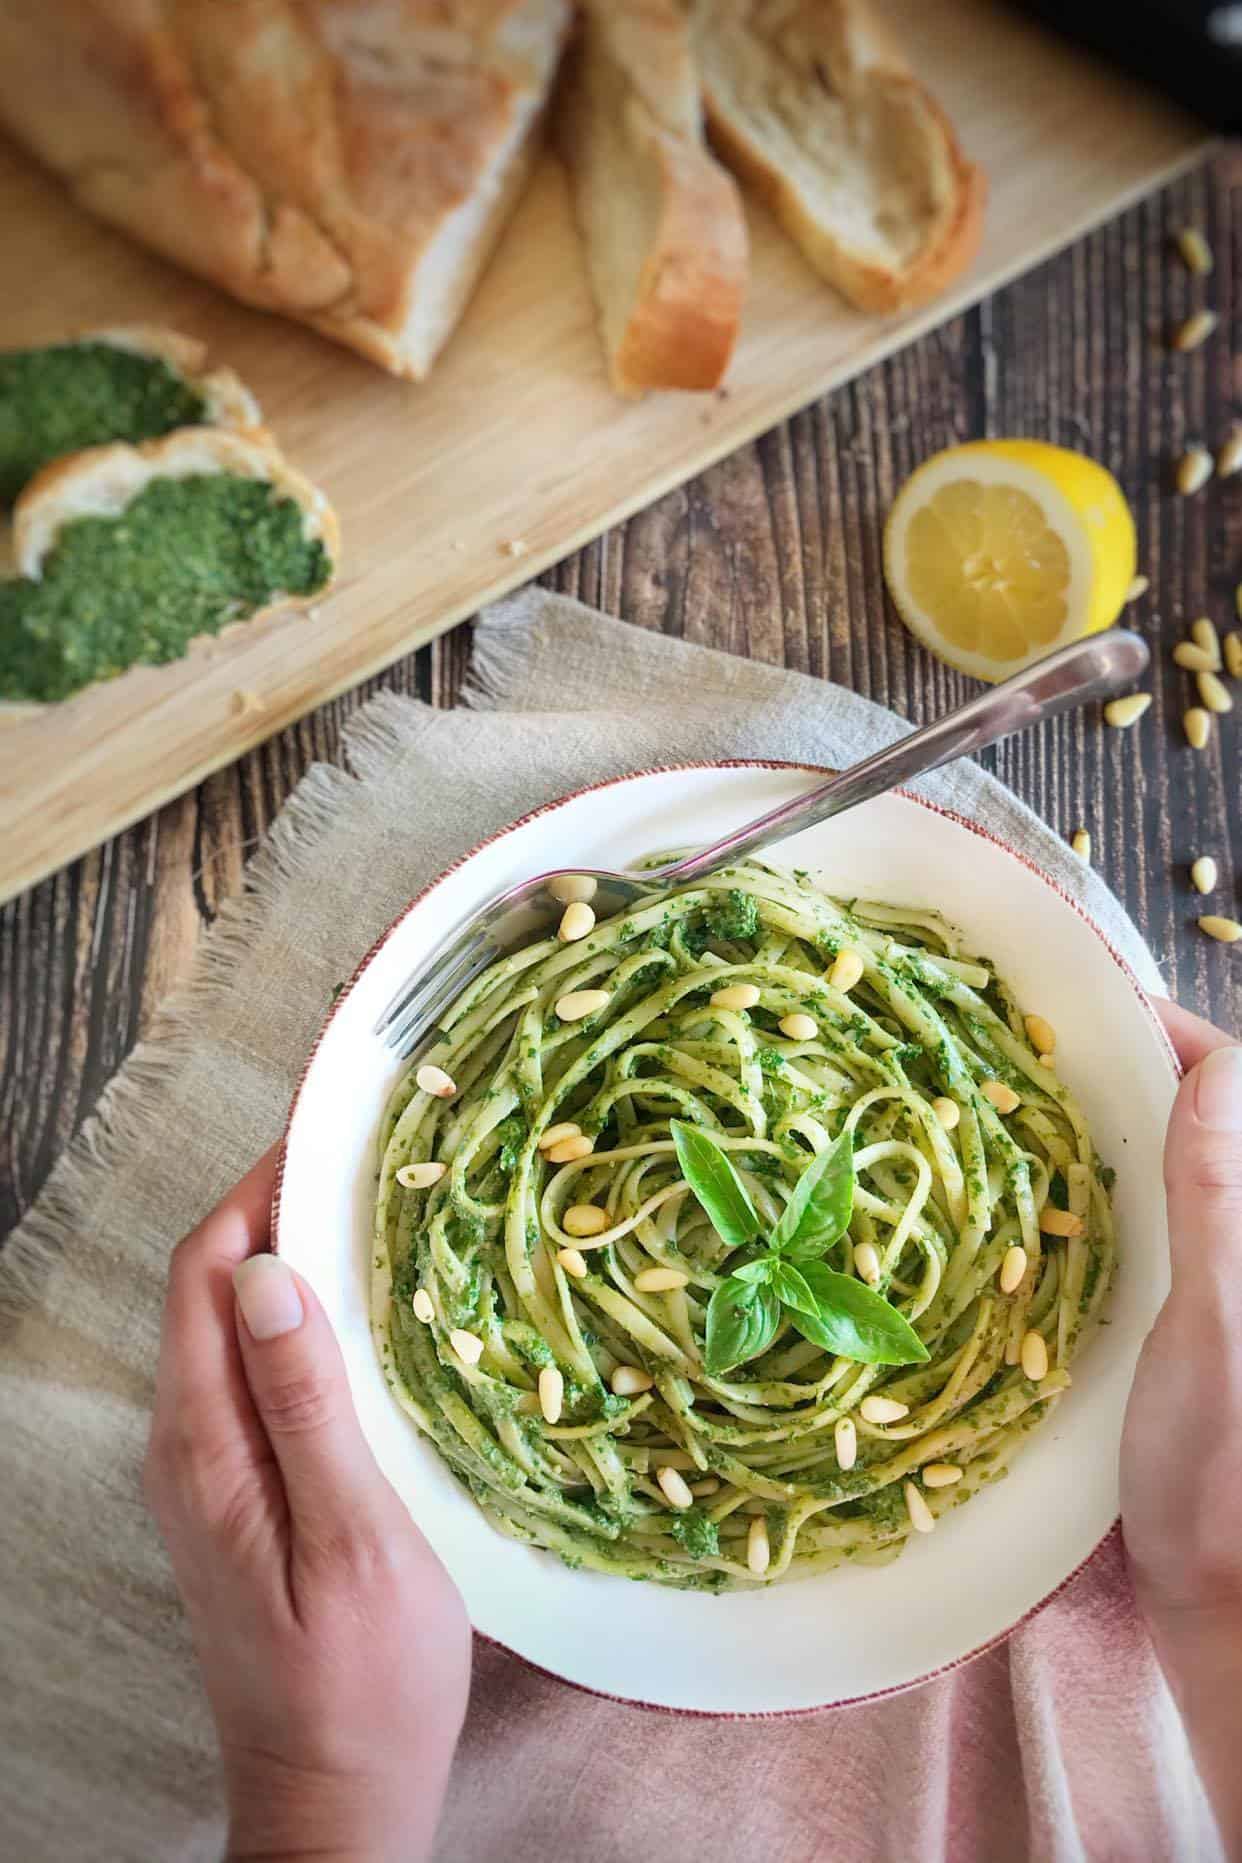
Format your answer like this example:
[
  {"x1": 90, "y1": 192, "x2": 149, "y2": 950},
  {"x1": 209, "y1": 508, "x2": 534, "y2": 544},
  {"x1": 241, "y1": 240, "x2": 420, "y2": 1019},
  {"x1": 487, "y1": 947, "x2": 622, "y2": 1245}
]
[{"x1": 0, "y1": 0, "x2": 1204, "y2": 904}]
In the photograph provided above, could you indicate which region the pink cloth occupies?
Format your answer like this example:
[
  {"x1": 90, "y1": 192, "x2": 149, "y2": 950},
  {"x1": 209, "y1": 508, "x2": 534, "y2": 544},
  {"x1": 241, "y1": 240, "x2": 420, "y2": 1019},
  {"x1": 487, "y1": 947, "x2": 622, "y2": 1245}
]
[{"x1": 436, "y1": 1529, "x2": 1220, "y2": 1862}]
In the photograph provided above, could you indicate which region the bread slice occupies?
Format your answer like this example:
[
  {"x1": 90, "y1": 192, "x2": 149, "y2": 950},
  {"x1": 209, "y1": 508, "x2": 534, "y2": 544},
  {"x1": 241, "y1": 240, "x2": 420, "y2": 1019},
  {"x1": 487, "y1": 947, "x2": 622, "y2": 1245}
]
[
  {"x1": 15, "y1": 428, "x2": 337, "y2": 581},
  {"x1": 1, "y1": 429, "x2": 338, "y2": 708},
  {"x1": 694, "y1": 0, "x2": 984, "y2": 313},
  {"x1": 0, "y1": 2, "x2": 572, "y2": 380},
  {"x1": 0, "y1": 327, "x2": 260, "y2": 507},
  {"x1": 559, "y1": 1, "x2": 748, "y2": 396}
]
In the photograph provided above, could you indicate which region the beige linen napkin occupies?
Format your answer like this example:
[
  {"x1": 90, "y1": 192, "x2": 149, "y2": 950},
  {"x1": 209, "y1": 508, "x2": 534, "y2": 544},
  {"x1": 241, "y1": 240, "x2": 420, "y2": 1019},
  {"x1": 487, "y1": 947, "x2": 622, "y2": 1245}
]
[{"x1": 0, "y1": 591, "x2": 1219, "y2": 1862}]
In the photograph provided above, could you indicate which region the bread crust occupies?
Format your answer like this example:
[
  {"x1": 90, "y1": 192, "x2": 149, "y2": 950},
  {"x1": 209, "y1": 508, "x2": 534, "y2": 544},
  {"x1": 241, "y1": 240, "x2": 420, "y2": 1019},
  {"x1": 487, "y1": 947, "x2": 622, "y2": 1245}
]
[{"x1": 699, "y1": 0, "x2": 984, "y2": 313}]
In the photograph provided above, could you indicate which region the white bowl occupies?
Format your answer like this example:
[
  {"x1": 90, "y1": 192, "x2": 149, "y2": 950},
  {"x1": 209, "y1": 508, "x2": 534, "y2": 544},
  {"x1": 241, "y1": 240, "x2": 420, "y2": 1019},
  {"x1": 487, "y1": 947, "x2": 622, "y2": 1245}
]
[{"x1": 274, "y1": 763, "x2": 1177, "y2": 1714}]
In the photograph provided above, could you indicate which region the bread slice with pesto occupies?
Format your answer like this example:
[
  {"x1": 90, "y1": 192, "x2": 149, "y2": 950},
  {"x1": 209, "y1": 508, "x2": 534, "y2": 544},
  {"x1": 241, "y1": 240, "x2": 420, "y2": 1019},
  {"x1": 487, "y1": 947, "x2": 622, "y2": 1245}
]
[
  {"x1": 0, "y1": 328, "x2": 261, "y2": 508},
  {"x1": 1, "y1": 429, "x2": 338, "y2": 707},
  {"x1": 693, "y1": 0, "x2": 984, "y2": 313},
  {"x1": 558, "y1": 0, "x2": 748, "y2": 396}
]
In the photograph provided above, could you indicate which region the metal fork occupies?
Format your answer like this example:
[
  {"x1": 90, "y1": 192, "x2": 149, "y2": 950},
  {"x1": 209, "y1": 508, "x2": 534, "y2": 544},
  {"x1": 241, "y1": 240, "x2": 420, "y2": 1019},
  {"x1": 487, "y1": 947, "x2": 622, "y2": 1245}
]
[{"x1": 375, "y1": 629, "x2": 1149, "y2": 1056}]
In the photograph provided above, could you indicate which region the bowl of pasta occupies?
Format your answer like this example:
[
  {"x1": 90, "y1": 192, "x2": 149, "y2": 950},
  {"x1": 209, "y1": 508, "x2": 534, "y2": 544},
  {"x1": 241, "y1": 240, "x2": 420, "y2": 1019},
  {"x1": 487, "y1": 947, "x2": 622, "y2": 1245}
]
[{"x1": 274, "y1": 762, "x2": 1178, "y2": 1714}]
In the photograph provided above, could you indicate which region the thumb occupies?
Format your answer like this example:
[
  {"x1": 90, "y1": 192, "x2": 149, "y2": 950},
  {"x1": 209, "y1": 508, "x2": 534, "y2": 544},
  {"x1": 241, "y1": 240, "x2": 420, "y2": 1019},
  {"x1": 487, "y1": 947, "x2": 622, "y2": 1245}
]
[
  {"x1": 232, "y1": 1253, "x2": 393, "y2": 1543},
  {"x1": 1163, "y1": 1042, "x2": 1242, "y2": 1295}
]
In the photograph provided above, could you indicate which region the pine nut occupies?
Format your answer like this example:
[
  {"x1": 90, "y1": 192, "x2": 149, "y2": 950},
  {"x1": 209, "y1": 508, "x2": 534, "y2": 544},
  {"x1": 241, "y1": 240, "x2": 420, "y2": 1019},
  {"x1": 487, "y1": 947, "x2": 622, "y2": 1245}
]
[
  {"x1": 779, "y1": 1012, "x2": 818, "y2": 1041},
  {"x1": 1197, "y1": 671, "x2": 1233, "y2": 714},
  {"x1": 1190, "y1": 856, "x2": 1218, "y2": 895},
  {"x1": 557, "y1": 901, "x2": 596, "y2": 942},
  {"x1": 834, "y1": 1416, "x2": 857, "y2": 1470},
  {"x1": 1175, "y1": 226, "x2": 1214, "y2": 274},
  {"x1": 416, "y1": 1064, "x2": 456, "y2": 1099},
  {"x1": 854, "y1": 1241, "x2": 881, "y2": 1287},
  {"x1": 634, "y1": 1266, "x2": 690, "y2": 1292},
  {"x1": 557, "y1": 1247, "x2": 588, "y2": 1279},
  {"x1": 1124, "y1": 574, "x2": 1149, "y2": 602},
  {"x1": 1176, "y1": 446, "x2": 1213, "y2": 495},
  {"x1": 538, "y1": 1365, "x2": 564, "y2": 1424},
  {"x1": 538, "y1": 1121, "x2": 581, "y2": 1152},
  {"x1": 546, "y1": 1135, "x2": 595, "y2": 1164},
  {"x1": 1020, "y1": 1330, "x2": 1049, "y2": 1382},
  {"x1": 1171, "y1": 309, "x2": 1218, "y2": 352},
  {"x1": 1224, "y1": 630, "x2": 1242, "y2": 679},
  {"x1": 548, "y1": 874, "x2": 598, "y2": 905},
  {"x1": 1071, "y1": 829, "x2": 1091, "y2": 861},
  {"x1": 555, "y1": 989, "x2": 610, "y2": 1022},
  {"x1": 1183, "y1": 707, "x2": 1211, "y2": 749},
  {"x1": 999, "y1": 1244, "x2": 1028, "y2": 1294},
  {"x1": 1191, "y1": 617, "x2": 1222, "y2": 665},
  {"x1": 396, "y1": 1160, "x2": 447, "y2": 1190},
  {"x1": 657, "y1": 1465, "x2": 694, "y2": 1510},
  {"x1": 1218, "y1": 430, "x2": 1242, "y2": 479},
  {"x1": 747, "y1": 1514, "x2": 771, "y2": 1576},
  {"x1": 563, "y1": 1203, "x2": 608, "y2": 1237},
  {"x1": 690, "y1": 1477, "x2": 721, "y2": 1497},
  {"x1": 904, "y1": 1481, "x2": 935, "y2": 1534},
  {"x1": 1104, "y1": 693, "x2": 1152, "y2": 729},
  {"x1": 1039, "y1": 1053, "x2": 1056, "y2": 1070},
  {"x1": 1023, "y1": 1014, "x2": 1056, "y2": 1056},
  {"x1": 1040, "y1": 1205, "x2": 1085, "y2": 1238},
  {"x1": 710, "y1": 983, "x2": 760, "y2": 1011},
  {"x1": 981, "y1": 1079, "x2": 1021, "y2": 1115},
  {"x1": 450, "y1": 1328, "x2": 484, "y2": 1366},
  {"x1": 611, "y1": 1364, "x2": 654, "y2": 1396},
  {"x1": 1237, "y1": 584, "x2": 1242, "y2": 624},
  {"x1": 516, "y1": 1391, "x2": 542, "y2": 1415},
  {"x1": 932, "y1": 1096, "x2": 960, "y2": 1130},
  {"x1": 1199, "y1": 915, "x2": 1242, "y2": 943},
  {"x1": 829, "y1": 948, "x2": 865, "y2": 992},
  {"x1": 1173, "y1": 641, "x2": 1217, "y2": 673},
  {"x1": 860, "y1": 1394, "x2": 909, "y2": 1425},
  {"x1": 412, "y1": 1287, "x2": 435, "y2": 1323},
  {"x1": 922, "y1": 1462, "x2": 964, "y2": 1489}
]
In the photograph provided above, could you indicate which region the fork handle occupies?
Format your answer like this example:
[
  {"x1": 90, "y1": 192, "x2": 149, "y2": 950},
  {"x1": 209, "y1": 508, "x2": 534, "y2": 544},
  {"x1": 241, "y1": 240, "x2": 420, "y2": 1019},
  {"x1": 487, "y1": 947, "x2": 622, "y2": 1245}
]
[{"x1": 645, "y1": 630, "x2": 1150, "y2": 886}]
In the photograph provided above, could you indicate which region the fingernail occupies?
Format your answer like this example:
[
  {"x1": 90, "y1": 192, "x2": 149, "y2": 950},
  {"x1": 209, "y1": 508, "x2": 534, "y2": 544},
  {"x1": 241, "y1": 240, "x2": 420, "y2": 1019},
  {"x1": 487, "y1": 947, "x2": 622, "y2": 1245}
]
[
  {"x1": 1194, "y1": 1044, "x2": 1242, "y2": 1132},
  {"x1": 234, "y1": 1255, "x2": 304, "y2": 1340}
]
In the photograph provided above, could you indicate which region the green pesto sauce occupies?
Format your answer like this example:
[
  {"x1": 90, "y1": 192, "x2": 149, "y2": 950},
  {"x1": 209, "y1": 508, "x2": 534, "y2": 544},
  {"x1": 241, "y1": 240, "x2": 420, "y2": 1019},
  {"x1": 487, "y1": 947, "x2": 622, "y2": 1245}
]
[
  {"x1": 0, "y1": 475, "x2": 330, "y2": 703},
  {"x1": 0, "y1": 343, "x2": 208, "y2": 506}
]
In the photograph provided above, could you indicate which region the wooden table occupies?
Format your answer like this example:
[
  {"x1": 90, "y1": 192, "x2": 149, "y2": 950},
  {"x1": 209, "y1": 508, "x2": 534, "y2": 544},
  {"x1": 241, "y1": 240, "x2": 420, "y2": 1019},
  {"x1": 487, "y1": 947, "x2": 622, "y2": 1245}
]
[{"x1": 2, "y1": 153, "x2": 1239, "y2": 1241}]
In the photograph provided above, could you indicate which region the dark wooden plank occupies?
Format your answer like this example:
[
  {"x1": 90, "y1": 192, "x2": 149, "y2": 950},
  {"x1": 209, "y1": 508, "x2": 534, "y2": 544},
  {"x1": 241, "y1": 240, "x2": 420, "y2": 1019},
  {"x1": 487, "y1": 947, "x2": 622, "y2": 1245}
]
[{"x1": 2, "y1": 156, "x2": 1238, "y2": 1240}]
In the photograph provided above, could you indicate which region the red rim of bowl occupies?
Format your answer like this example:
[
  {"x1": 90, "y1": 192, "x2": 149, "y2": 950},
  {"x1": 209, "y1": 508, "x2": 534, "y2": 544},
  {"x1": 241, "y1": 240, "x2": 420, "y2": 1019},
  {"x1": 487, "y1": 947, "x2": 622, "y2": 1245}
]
[{"x1": 272, "y1": 758, "x2": 1178, "y2": 1719}]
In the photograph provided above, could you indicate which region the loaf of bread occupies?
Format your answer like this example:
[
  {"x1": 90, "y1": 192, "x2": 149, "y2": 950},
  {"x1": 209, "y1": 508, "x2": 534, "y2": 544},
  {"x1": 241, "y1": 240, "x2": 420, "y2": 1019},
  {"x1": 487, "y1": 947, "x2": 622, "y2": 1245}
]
[
  {"x1": 558, "y1": 1, "x2": 748, "y2": 396},
  {"x1": 0, "y1": 2, "x2": 571, "y2": 379},
  {"x1": 694, "y1": 0, "x2": 984, "y2": 312}
]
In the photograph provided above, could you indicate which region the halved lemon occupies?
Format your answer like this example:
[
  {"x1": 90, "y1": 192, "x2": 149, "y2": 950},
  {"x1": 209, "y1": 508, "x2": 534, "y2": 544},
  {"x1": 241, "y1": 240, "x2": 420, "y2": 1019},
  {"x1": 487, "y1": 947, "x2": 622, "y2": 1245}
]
[{"x1": 883, "y1": 440, "x2": 1136, "y2": 681}]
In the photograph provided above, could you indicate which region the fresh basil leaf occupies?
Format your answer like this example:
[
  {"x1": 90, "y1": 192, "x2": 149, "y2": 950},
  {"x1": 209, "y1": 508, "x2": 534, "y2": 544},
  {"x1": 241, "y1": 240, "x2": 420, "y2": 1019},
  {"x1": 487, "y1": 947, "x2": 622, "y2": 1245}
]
[
  {"x1": 731, "y1": 1256, "x2": 775, "y2": 1286},
  {"x1": 769, "y1": 1259, "x2": 818, "y2": 1316},
  {"x1": 771, "y1": 1128, "x2": 855, "y2": 1260},
  {"x1": 704, "y1": 1275, "x2": 782, "y2": 1374},
  {"x1": 791, "y1": 1261, "x2": 930, "y2": 1365},
  {"x1": 671, "y1": 1120, "x2": 760, "y2": 1253}
]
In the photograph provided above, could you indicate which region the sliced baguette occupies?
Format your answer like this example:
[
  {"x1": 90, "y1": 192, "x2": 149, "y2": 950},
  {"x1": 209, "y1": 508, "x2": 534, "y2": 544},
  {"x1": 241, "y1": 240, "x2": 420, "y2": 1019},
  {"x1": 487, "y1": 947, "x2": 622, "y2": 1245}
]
[
  {"x1": 695, "y1": 0, "x2": 984, "y2": 313},
  {"x1": 559, "y1": 0, "x2": 748, "y2": 396},
  {"x1": 15, "y1": 428, "x2": 338, "y2": 582}
]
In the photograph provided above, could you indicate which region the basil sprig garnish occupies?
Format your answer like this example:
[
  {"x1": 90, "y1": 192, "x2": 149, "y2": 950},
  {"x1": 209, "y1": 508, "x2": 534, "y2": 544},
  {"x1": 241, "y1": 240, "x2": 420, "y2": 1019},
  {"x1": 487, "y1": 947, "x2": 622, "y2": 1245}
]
[{"x1": 671, "y1": 1121, "x2": 930, "y2": 1376}]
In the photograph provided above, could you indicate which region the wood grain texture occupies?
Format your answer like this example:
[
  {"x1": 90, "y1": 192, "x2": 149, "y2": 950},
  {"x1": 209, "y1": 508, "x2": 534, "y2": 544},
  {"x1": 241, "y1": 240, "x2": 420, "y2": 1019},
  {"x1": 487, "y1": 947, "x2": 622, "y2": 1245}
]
[
  {"x1": 1, "y1": 157, "x2": 1239, "y2": 1240},
  {"x1": 0, "y1": 0, "x2": 1205, "y2": 903}
]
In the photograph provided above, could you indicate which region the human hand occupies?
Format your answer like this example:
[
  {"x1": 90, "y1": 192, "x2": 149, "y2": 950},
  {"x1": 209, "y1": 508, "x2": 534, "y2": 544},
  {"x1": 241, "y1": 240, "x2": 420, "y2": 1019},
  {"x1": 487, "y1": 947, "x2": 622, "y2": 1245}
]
[
  {"x1": 145, "y1": 1151, "x2": 471, "y2": 1863},
  {"x1": 1122, "y1": 999, "x2": 1242, "y2": 1851}
]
